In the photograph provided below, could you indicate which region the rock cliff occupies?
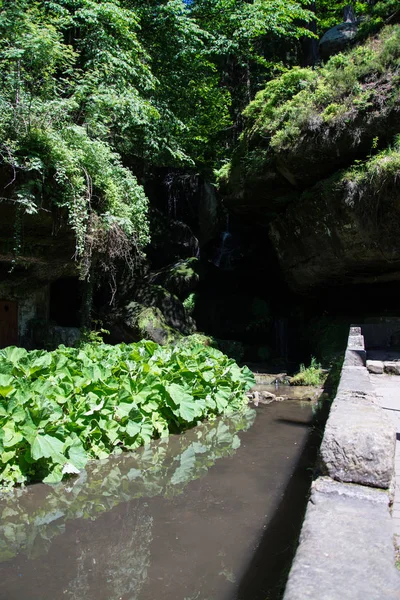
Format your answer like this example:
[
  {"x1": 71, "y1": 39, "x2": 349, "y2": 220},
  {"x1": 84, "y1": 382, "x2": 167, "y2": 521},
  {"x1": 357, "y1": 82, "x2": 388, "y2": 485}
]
[{"x1": 220, "y1": 26, "x2": 400, "y2": 294}]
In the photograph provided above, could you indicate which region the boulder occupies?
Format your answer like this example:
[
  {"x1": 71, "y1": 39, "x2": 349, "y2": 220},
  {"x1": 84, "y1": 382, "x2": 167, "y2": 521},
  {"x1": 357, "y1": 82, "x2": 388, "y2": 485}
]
[
  {"x1": 147, "y1": 258, "x2": 200, "y2": 300},
  {"x1": 107, "y1": 303, "x2": 181, "y2": 346},
  {"x1": 319, "y1": 21, "x2": 359, "y2": 61},
  {"x1": 134, "y1": 284, "x2": 195, "y2": 335},
  {"x1": 366, "y1": 360, "x2": 384, "y2": 374}
]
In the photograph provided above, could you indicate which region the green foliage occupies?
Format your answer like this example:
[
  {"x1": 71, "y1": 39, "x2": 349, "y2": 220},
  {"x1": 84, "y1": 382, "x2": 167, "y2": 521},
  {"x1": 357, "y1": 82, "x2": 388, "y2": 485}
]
[
  {"x1": 0, "y1": 0, "x2": 151, "y2": 264},
  {"x1": 0, "y1": 341, "x2": 255, "y2": 488},
  {"x1": 183, "y1": 292, "x2": 197, "y2": 315},
  {"x1": 229, "y1": 25, "x2": 400, "y2": 164},
  {"x1": 315, "y1": 0, "x2": 397, "y2": 36},
  {"x1": 78, "y1": 321, "x2": 110, "y2": 346},
  {"x1": 192, "y1": 0, "x2": 316, "y2": 62},
  {"x1": 315, "y1": 1, "x2": 370, "y2": 34},
  {"x1": 291, "y1": 357, "x2": 326, "y2": 387},
  {"x1": 343, "y1": 135, "x2": 400, "y2": 201}
]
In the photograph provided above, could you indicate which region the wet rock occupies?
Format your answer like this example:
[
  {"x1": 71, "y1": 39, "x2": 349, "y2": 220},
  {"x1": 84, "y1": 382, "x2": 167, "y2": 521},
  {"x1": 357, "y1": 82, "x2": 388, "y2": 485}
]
[
  {"x1": 366, "y1": 360, "x2": 384, "y2": 374},
  {"x1": 248, "y1": 390, "x2": 276, "y2": 406}
]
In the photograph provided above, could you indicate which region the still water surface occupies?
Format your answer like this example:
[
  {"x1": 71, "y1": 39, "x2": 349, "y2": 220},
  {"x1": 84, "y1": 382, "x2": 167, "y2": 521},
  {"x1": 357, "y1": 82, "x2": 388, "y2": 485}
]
[{"x1": 0, "y1": 400, "x2": 316, "y2": 600}]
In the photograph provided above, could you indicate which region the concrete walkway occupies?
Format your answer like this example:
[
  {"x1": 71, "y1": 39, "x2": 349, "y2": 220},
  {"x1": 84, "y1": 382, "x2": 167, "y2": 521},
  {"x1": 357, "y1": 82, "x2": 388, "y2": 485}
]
[{"x1": 370, "y1": 370, "x2": 400, "y2": 538}]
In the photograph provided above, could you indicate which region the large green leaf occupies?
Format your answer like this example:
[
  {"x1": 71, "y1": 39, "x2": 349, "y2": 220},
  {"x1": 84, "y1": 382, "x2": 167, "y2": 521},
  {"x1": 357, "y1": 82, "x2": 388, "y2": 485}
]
[
  {"x1": 167, "y1": 383, "x2": 203, "y2": 422},
  {"x1": 2, "y1": 423, "x2": 23, "y2": 448},
  {"x1": 68, "y1": 439, "x2": 88, "y2": 470},
  {"x1": 0, "y1": 375, "x2": 14, "y2": 398},
  {"x1": 31, "y1": 434, "x2": 66, "y2": 464},
  {"x1": 1, "y1": 347, "x2": 27, "y2": 366}
]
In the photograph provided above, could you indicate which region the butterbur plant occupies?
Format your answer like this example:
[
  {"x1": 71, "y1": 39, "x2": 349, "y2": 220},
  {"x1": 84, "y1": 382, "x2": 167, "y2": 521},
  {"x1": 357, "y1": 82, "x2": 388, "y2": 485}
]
[{"x1": 0, "y1": 341, "x2": 255, "y2": 489}]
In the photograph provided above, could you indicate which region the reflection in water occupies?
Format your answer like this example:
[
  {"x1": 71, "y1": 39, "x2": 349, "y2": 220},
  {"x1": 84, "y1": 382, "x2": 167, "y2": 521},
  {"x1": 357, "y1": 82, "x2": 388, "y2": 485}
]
[
  {"x1": 0, "y1": 410, "x2": 255, "y2": 564},
  {"x1": 0, "y1": 402, "x2": 316, "y2": 600}
]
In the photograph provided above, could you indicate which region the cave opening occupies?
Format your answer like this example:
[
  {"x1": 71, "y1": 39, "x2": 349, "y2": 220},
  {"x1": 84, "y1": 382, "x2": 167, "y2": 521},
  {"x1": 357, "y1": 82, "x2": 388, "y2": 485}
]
[{"x1": 49, "y1": 277, "x2": 82, "y2": 327}]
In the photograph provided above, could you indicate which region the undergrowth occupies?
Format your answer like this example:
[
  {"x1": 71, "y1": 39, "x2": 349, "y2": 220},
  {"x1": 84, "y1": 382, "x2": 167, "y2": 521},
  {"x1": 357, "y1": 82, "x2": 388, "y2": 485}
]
[
  {"x1": 291, "y1": 357, "x2": 326, "y2": 387},
  {"x1": 242, "y1": 25, "x2": 400, "y2": 152},
  {"x1": 0, "y1": 340, "x2": 255, "y2": 489}
]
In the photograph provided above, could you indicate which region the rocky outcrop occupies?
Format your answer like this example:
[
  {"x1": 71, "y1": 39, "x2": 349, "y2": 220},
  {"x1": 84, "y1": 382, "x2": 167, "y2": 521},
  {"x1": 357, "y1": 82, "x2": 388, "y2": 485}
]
[
  {"x1": 107, "y1": 303, "x2": 181, "y2": 346},
  {"x1": 268, "y1": 163, "x2": 400, "y2": 293},
  {"x1": 220, "y1": 26, "x2": 400, "y2": 293},
  {"x1": 147, "y1": 258, "x2": 200, "y2": 300},
  {"x1": 319, "y1": 21, "x2": 359, "y2": 60}
]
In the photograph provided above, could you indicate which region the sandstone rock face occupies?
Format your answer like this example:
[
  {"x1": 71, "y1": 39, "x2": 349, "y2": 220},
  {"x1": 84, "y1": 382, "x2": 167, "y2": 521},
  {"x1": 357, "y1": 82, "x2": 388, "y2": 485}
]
[
  {"x1": 320, "y1": 392, "x2": 396, "y2": 488},
  {"x1": 221, "y1": 28, "x2": 400, "y2": 293},
  {"x1": 319, "y1": 22, "x2": 359, "y2": 60},
  {"x1": 268, "y1": 173, "x2": 400, "y2": 293}
]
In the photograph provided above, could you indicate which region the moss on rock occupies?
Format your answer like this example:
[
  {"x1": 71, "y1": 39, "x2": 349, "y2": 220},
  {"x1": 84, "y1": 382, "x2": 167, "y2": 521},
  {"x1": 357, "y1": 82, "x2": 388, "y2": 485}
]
[
  {"x1": 108, "y1": 302, "x2": 181, "y2": 346},
  {"x1": 219, "y1": 26, "x2": 400, "y2": 217},
  {"x1": 148, "y1": 258, "x2": 200, "y2": 300}
]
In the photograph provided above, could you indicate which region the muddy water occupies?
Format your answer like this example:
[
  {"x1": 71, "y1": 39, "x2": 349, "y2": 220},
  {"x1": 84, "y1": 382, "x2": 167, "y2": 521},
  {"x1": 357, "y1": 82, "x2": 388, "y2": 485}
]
[{"x1": 0, "y1": 401, "x2": 317, "y2": 600}]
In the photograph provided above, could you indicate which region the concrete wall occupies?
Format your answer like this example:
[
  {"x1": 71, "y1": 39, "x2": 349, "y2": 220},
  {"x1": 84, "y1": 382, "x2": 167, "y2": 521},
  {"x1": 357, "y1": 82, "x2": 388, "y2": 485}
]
[{"x1": 283, "y1": 326, "x2": 400, "y2": 600}]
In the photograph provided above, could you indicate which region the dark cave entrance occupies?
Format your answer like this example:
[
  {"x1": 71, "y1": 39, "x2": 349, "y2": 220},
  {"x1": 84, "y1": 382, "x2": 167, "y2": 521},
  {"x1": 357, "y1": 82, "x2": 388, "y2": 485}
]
[
  {"x1": 0, "y1": 300, "x2": 18, "y2": 348},
  {"x1": 49, "y1": 278, "x2": 82, "y2": 327}
]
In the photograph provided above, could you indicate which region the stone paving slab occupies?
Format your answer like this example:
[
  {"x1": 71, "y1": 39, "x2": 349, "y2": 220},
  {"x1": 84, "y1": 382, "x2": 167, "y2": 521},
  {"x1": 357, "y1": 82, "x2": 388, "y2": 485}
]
[
  {"x1": 369, "y1": 371, "x2": 400, "y2": 549},
  {"x1": 283, "y1": 478, "x2": 400, "y2": 600},
  {"x1": 369, "y1": 373, "x2": 400, "y2": 414}
]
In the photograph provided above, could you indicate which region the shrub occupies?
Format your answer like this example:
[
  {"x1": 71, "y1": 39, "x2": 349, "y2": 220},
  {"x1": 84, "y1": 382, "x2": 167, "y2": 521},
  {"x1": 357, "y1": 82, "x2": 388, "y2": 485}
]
[
  {"x1": 291, "y1": 357, "x2": 326, "y2": 387},
  {"x1": 0, "y1": 341, "x2": 255, "y2": 488},
  {"x1": 240, "y1": 26, "x2": 400, "y2": 152}
]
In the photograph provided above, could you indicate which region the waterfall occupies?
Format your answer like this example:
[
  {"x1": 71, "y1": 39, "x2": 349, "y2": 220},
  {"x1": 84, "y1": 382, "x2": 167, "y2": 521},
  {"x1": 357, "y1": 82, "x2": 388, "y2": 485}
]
[{"x1": 214, "y1": 231, "x2": 232, "y2": 268}]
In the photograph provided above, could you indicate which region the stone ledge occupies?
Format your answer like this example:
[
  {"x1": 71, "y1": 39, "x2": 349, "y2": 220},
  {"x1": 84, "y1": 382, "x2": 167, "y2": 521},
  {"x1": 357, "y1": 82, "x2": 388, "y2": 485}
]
[
  {"x1": 283, "y1": 324, "x2": 399, "y2": 599},
  {"x1": 320, "y1": 391, "x2": 396, "y2": 488},
  {"x1": 343, "y1": 347, "x2": 366, "y2": 367},
  {"x1": 337, "y1": 365, "x2": 374, "y2": 395},
  {"x1": 283, "y1": 479, "x2": 400, "y2": 600},
  {"x1": 385, "y1": 362, "x2": 400, "y2": 375}
]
